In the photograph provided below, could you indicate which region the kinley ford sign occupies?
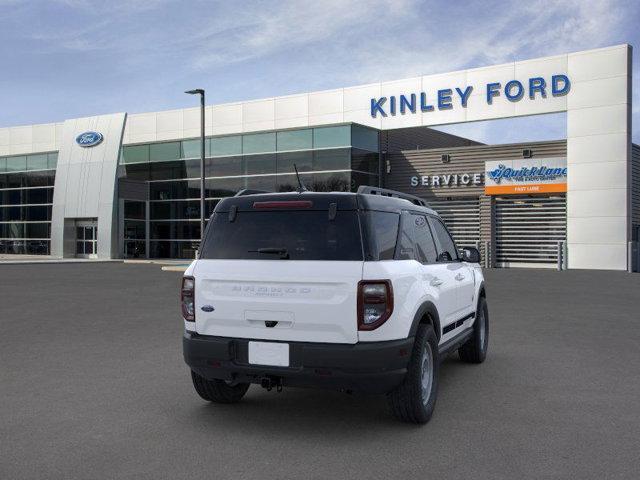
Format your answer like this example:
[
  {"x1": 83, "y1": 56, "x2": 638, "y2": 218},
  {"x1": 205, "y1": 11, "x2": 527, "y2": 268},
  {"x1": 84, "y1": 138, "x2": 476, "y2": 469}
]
[
  {"x1": 370, "y1": 74, "x2": 570, "y2": 117},
  {"x1": 409, "y1": 157, "x2": 568, "y2": 195}
]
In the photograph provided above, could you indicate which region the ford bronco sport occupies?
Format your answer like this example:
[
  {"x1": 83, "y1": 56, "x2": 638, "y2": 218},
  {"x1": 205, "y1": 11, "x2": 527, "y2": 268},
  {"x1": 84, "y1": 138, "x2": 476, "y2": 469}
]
[{"x1": 182, "y1": 186, "x2": 488, "y2": 424}]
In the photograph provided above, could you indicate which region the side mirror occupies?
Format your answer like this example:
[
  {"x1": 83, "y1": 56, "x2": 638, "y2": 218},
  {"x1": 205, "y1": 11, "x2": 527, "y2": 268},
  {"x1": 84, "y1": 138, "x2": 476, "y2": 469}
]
[
  {"x1": 436, "y1": 251, "x2": 452, "y2": 262},
  {"x1": 461, "y1": 247, "x2": 481, "y2": 264}
]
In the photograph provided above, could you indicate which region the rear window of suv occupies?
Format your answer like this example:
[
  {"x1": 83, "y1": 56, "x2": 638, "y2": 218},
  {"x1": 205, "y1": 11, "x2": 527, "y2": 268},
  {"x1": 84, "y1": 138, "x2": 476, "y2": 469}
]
[{"x1": 200, "y1": 210, "x2": 364, "y2": 261}]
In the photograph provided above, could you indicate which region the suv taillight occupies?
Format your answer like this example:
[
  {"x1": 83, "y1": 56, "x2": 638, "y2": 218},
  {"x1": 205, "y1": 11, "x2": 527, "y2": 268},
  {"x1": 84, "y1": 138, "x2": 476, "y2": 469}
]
[
  {"x1": 181, "y1": 276, "x2": 195, "y2": 322},
  {"x1": 357, "y1": 280, "x2": 393, "y2": 330}
]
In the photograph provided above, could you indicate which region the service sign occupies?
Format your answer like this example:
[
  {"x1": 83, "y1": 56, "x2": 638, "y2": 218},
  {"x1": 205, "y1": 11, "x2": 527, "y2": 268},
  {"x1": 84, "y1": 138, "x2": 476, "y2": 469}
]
[{"x1": 484, "y1": 157, "x2": 567, "y2": 195}]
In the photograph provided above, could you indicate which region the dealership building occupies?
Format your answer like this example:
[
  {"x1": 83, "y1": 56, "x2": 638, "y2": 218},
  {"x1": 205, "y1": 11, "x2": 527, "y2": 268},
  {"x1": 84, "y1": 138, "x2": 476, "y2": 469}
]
[{"x1": 0, "y1": 44, "x2": 637, "y2": 271}]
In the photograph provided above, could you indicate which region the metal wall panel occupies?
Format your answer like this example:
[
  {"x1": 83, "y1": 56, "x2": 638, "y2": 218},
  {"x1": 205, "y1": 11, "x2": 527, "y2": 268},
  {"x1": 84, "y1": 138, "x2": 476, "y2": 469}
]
[
  {"x1": 632, "y1": 143, "x2": 640, "y2": 228},
  {"x1": 384, "y1": 140, "x2": 568, "y2": 268},
  {"x1": 384, "y1": 139, "x2": 567, "y2": 198},
  {"x1": 50, "y1": 113, "x2": 126, "y2": 258},
  {"x1": 495, "y1": 195, "x2": 567, "y2": 267},
  {"x1": 381, "y1": 126, "x2": 481, "y2": 153},
  {"x1": 428, "y1": 197, "x2": 480, "y2": 249}
]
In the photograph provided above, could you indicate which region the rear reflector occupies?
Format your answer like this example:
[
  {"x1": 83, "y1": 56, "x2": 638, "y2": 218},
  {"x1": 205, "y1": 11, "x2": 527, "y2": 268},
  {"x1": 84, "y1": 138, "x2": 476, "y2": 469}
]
[{"x1": 253, "y1": 200, "x2": 313, "y2": 209}]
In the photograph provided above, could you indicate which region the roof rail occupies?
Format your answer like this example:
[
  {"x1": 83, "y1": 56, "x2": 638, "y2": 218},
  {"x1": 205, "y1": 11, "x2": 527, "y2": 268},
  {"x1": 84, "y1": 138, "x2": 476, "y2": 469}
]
[
  {"x1": 357, "y1": 185, "x2": 429, "y2": 207},
  {"x1": 234, "y1": 189, "x2": 269, "y2": 197}
]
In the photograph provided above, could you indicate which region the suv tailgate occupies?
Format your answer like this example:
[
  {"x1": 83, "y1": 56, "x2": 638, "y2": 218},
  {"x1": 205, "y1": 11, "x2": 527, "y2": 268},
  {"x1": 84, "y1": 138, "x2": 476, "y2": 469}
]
[{"x1": 194, "y1": 260, "x2": 362, "y2": 344}]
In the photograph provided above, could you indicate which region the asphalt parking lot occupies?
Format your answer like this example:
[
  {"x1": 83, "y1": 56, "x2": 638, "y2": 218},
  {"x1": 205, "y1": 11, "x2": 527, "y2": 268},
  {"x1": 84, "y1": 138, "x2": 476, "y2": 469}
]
[{"x1": 1, "y1": 263, "x2": 639, "y2": 479}]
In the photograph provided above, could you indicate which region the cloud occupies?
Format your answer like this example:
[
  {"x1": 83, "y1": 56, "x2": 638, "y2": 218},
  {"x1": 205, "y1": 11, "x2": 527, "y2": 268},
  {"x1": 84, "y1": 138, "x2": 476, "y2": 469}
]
[
  {"x1": 188, "y1": 0, "x2": 415, "y2": 70},
  {"x1": 1, "y1": 0, "x2": 638, "y2": 141}
]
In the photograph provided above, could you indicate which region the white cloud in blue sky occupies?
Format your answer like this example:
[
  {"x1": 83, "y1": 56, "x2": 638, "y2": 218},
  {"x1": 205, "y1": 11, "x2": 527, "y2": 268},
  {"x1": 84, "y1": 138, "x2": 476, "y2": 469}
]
[{"x1": 0, "y1": 0, "x2": 638, "y2": 144}]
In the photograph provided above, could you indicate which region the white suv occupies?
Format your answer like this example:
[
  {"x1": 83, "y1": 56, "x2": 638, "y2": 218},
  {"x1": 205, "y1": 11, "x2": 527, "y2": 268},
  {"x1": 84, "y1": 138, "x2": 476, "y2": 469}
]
[{"x1": 182, "y1": 186, "x2": 488, "y2": 424}]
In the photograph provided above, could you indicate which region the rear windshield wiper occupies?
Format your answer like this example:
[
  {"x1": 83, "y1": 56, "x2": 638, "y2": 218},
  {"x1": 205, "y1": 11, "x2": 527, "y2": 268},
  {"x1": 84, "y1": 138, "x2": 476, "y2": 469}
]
[{"x1": 248, "y1": 247, "x2": 290, "y2": 259}]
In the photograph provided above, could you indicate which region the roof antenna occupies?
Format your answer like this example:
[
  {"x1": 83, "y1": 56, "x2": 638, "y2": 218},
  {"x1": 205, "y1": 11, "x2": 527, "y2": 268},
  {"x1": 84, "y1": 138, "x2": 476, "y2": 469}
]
[{"x1": 293, "y1": 164, "x2": 308, "y2": 193}]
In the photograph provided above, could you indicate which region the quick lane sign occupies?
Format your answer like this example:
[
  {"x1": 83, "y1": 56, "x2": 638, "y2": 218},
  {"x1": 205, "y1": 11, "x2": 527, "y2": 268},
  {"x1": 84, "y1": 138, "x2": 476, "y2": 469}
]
[
  {"x1": 370, "y1": 74, "x2": 570, "y2": 117},
  {"x1": 484, "y1": 157, "x2": 567, "y2": 195}
]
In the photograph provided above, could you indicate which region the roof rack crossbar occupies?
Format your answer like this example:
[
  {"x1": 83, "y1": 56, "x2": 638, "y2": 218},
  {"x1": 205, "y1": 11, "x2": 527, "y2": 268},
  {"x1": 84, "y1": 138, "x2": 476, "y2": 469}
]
[
  {"x1": 357, "y1": 185, "x2": 429, "y2": 207},
  {"x1": 234, "y1": 189, "x2": 269, "y2": 197}
]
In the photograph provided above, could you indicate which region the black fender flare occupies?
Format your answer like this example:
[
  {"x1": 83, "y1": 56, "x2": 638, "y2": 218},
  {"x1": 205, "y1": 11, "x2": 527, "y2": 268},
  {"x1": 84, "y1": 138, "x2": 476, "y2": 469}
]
[
  {"x1": 408, "y1": 301, "x2": 442, "y2": 340},
  {"x1": 477, "y1": 281, "x2": 486, "y2": 310}
]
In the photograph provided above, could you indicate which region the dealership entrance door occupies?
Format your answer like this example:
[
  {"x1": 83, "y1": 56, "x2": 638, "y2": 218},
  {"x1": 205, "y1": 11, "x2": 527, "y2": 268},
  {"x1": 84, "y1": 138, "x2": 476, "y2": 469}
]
[
  {"x1": 495, "y1": 195, "x2": 566, "y2": 268},
  {"x1": 75, "y1": 220, "x2": 98, "y2": 258}
]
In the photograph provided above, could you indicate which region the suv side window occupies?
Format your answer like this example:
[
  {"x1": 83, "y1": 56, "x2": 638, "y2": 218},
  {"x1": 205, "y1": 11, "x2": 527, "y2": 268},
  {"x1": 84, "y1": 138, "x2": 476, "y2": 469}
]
[
  {"x1": 365, "y1": 211, "x2": 400, "y2": 260},
  {"x1": 395, "y1": 212, "x2": 437, "y2": 264},
  {"x1": 396, "y1": 212, "x2": 416, "y2": 260},
  {"x1": 428, "y1": 216, "x2": 459, "y2": 262},
  {"x1": 412, "y1": 214, "x2": 438, "y2": 264}
]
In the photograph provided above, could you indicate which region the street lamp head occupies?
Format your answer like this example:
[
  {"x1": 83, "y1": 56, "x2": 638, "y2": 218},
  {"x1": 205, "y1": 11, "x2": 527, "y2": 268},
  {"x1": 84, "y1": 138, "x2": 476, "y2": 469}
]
[{"x1": 185, "y1": 89, "x2": 205, "y2": 95}]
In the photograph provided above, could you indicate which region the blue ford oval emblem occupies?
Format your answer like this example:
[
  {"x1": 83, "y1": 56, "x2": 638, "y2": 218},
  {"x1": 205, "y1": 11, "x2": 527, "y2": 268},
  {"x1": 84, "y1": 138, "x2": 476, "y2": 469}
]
[{"x1": 76, "y1": 131, "x2": 103, "y2": 148}]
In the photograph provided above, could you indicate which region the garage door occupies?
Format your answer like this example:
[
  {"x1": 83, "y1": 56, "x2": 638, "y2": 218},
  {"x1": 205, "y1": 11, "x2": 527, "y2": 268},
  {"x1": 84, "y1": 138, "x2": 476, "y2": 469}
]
[
  {"x1": 495, "y1": 195, "x2": 566, "y2": 268},
  {"x1": 428, "y1": 197, "x2": 480, "y2": 249}
]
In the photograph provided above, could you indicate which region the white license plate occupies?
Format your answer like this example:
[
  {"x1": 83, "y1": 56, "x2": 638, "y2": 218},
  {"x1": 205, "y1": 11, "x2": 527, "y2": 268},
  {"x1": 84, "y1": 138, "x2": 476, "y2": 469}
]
[{"x1": 248, "y1": 341, "x2": 289, "y2": 367}]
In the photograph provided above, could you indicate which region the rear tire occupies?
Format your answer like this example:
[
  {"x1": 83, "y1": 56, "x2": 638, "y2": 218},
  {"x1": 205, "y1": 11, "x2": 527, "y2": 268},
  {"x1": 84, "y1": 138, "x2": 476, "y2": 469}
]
[
  {"x1": 459, "y1": 296, "x2": 489, "y2": 364},
  {"x1": 190, "y1": 370, "x2": 250, "y2": 403},
  {"x1": 387, "y1": 324, "x2": 439, "y2": 424}
]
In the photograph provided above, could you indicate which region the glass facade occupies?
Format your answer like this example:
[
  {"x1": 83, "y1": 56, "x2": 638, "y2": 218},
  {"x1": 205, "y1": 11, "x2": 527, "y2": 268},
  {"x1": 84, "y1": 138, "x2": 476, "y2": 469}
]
[
  {"x1": 0, "y1": 152, "x2": 57, "y2": 255},
  {"x1": 119, "y1": 123, "x2": 380, "y2": 259}
]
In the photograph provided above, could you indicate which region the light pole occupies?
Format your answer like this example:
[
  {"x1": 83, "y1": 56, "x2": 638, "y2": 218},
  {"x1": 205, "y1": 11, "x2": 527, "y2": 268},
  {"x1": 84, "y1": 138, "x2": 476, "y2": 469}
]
[{"x1": 185, "y1": 89, "x2": 206, "y2": 247}]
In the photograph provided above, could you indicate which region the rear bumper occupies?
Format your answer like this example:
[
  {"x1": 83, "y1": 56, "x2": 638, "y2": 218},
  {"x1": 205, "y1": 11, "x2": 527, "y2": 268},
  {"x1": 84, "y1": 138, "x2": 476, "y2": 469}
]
[{"x1": 183, "y1": 331, "x2": 414, "y2": 394}]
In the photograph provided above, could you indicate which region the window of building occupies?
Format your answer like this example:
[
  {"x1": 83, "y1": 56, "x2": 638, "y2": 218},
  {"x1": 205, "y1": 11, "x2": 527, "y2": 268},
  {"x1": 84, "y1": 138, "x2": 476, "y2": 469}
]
[
  {"x1": 211, "y1": 136, "x2": 242, "y2": 157},
  {"x1": 277, "y1": 151, "x2": 313, "y2": 174},
  {"x1": 122, "y1": 145, "x2": 150, "y2": 164},
  {"x1": 313, "y1": 148, "x2": 350, "y2": 171},
  {"x1": 245, "y1": 174, "x2": 276, "y2": 192},
  {"x1": 150, "y1": 142, "x2": 181, "y2": 162},
  {"x1": 150, "y1": 161, "x2": 187, "y2": 181},
  {"x1": 149, "y1": 241, "x2": 197, "y2": 259},
  {"x1": 124, "y1": 201, "x2": 145, "y2": 220},
  {"x1": 351, "y1": 149, "x2": 379, "y2": 174},
  {"x1": 243, "y1": 132, "x2": 276, "y2": 154},
  {"x1": 307, "y1": 171, "x2": 350, "y2": 192},
  {"x1": 207, "y1": 156, "x2": 243, "y2": 177},
  {"x1": 180, "y1": 138, "x2": 200, "y2": 158},
  {"x1": 244, "y1": 153, "x2": 276, "y2": 175},
  {"x1": 26, "y1": 154, "x2": 49, "y2": 171},
  {"x1": 123, "y1": 163, "x2": 151, "y2": 181},
  {"x1": 277, "y1": 129, "x2": 313, "y2": 151},
  {"x1": 6, "y1": 156, "x2": 27, "y2": 172},
  {"x1": 313, "y1": 126, "x2": 350, "y2": 149},
  {"x1": 150, "y1": 221, "x2": 200, "y2": 240},
  {"x1": 205, "y1": 177, "x2": 244, "y2": 198},
  {"x1": 150, "y1": 200, "x2": 200, "y2": 220},
  {"x1": 351, "y1": 125, "x2": 379, "y2": 152},
  {"x1": 47, "y1": 153, "x2": 58, "y2": 170}
]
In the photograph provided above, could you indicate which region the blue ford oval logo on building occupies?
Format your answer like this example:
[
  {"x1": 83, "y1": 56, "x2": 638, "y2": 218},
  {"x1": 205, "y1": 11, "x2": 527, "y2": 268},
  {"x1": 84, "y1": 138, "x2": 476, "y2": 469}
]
[{"x1": 76, "y1": 131, "x2": 103, "y2": 148}]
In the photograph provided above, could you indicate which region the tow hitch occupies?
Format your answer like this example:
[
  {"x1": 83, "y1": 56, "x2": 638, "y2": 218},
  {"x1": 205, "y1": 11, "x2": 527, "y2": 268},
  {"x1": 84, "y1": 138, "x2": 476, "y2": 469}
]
[{"x1": 260, "y1": 376, "x2": 283, "y2": 392}]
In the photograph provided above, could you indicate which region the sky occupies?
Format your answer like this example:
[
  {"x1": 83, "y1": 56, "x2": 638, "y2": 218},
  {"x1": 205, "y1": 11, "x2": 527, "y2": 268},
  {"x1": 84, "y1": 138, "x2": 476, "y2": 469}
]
[{"x1": 0, "y1": 0, "x2": 638, "y2": 144}]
